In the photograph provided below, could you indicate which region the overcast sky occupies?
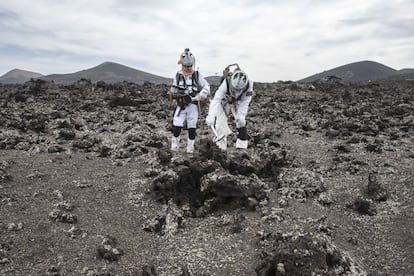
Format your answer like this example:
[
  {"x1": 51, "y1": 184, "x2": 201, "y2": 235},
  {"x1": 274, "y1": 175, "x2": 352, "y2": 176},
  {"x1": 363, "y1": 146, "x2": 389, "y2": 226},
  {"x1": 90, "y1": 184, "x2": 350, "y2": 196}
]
[{"x1": 1, "y1": 0, "x2": 413, "y2": 82}]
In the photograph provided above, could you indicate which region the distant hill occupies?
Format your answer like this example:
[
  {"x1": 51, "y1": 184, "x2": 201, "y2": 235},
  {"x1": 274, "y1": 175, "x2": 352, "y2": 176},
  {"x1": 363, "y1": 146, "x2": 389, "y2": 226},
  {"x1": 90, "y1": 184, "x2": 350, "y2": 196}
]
[
  {"x1": 40, "y1": 62, "x2": 172, "y2": 84},
  {"x1": 205, "y1": 75, "x2": 222, "y2": 86},
  {"x1": 390, "y1": 68, "x2": 414, "y2": 80},
  {"x1": 397, "y1": 68, "x2": 414, "y2": 75},
  {"x1": 0, "y1": 69, "x2": 43, "y2": 84},
  {"x1": 299, "y1": 60, "x2": 399, "y2": 82}
]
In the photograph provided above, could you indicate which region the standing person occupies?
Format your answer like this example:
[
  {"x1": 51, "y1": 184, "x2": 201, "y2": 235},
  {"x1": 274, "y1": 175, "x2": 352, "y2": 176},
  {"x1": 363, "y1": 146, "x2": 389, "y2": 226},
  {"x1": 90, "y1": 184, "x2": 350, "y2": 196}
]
[
  {"x1": 206, "y1": 64, "x2": 253, "y2": 150},
  {"x1": 168, "y1": 48, "x2": 210, "y2": 153}
]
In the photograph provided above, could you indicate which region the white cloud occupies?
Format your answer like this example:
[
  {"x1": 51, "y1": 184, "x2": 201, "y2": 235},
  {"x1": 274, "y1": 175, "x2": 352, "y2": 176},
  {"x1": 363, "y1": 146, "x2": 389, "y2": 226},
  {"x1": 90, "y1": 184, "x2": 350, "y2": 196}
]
[{"x1": 0, "y1": 0, "x2": 413, "y2": 81}]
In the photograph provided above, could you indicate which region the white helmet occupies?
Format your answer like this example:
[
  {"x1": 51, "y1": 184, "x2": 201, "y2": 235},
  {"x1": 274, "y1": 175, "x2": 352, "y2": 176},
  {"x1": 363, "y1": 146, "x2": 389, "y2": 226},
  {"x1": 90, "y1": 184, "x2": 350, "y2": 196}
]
[
  {"x1": 179, "y1": 48, "x2": 195, "y2": 67},
  {"x1": 229, "y1": 70, "x2": 249, "y2": 95}
]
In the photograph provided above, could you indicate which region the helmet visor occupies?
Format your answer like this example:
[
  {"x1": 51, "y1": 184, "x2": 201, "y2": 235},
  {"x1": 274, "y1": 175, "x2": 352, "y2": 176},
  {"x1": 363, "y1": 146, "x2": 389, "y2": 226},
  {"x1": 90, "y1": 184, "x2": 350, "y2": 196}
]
[{"x1": 182, "y1": 65, "x2": 193, "y2": 73}]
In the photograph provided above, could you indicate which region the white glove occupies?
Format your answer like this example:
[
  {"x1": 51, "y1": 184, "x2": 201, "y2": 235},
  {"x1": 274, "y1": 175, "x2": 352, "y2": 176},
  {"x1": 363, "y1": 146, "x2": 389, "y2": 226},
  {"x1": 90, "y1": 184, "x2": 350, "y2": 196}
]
[
  {"x1": 206, "y1": 115, "x2": 215, "y2": 126},
  {"x1": 199, "y1": 88, "x2": 209, "y2": 100},
  {"x1": 192, "y1": 88, "x2": 208, "y2": 102},
  {"x1": 191, "y1": 93, "x2": 201, "y2": 102}
]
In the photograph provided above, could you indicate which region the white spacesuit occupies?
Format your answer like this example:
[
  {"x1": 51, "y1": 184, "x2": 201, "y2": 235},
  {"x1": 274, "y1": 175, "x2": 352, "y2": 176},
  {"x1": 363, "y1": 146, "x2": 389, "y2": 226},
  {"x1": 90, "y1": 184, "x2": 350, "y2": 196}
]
[
  {"x1": 169, "y1": 48, "x2": 210, "y2": 153},
  {"x1": 206, "y1": 69, "x2": 253, "y2": 150}
]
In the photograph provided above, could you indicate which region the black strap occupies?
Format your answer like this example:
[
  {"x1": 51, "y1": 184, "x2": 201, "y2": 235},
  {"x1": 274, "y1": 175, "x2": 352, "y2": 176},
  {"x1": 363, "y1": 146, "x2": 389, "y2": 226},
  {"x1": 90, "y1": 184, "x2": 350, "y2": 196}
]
[
  {"x1": 176, "y1": 72, "x2": 187, "y2": 89},
  {"x1": 175, "y1": 71, "x2": 200, "y2": 92},
  {"x1": 192, "y1": 71, "x2": 200, "y2": 91}
]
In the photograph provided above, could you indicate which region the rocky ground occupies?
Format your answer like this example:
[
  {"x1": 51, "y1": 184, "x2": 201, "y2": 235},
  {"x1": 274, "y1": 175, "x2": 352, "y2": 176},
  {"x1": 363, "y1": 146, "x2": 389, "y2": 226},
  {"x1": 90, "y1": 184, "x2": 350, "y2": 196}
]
[{"x1": 0, "y1": 78, "x2": 413, "y2": 275}]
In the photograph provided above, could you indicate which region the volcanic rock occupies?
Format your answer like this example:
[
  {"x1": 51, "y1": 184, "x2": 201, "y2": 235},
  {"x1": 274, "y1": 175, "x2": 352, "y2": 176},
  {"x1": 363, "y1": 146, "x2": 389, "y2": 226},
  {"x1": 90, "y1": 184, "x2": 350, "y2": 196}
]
[
  {"x1": 352, "y1": 198, "x2": 377, "y2": 216},
  {"x1": 48, "y1": 209, "x2": 77, "y2": 223},
  {"x1": 277, "y1": 167, "x2": 325, "y2": 201},
  {"x1": 367, "y1": 172, "x2": 388, "y2": 201},
  {"x1": 256, "y1": 233, "x2": 366, "y2": 275},
  {"x1": 96, "y1": 236, "x2": 124, "y2": 262},
  {"x1": 0, "y1": 79, "x2": 413, "y2": 275},
  {"x1": 141, "y1": 265, "x2": 159, "y2": 276}
]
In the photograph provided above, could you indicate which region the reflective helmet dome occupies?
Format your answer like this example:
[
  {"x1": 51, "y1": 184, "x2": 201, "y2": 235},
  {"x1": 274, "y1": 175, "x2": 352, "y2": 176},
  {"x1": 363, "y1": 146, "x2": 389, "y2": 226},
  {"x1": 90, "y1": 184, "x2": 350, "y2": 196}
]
[
  {"x1": 229, "y1": 70, "x2": 249, "y2": 94},
  {"x1": 179, "y1": 48, "x2": 195, "y2": 67}
]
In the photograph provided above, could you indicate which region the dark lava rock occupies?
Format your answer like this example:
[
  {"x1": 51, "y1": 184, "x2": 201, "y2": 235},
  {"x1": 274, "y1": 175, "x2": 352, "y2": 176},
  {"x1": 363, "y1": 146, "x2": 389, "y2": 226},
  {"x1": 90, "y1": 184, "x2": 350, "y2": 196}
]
[
  {"x1": 97, "y1": 145, "x2": 112, "y2": 157},
  {"x1": 157, "y1": 148, "x2": 172, "y2": 165},
  {"x1": 56, "y1": 119, "x2": 72, "y2": 129},
  {"x1": 198, "y1": 138, "x2": 227, "y2": 163},
  {"x1": 55, "y1": 201, "x2": 75, "y2": 211},
  {"x1": 151, "y1": 154, "x2": 271, "y2": 216},
  {"x1": 353, "y1": 197, "x2": 377, "y2": 216},
  {"x1": 48, "y1": 209, "x2": 77, "y2": 223},
  {"x1": 141, "y1": 265, "x2": 158, "y2": 276},
  {"x1": 14, "y1": 93, "x2": 27, "y2": 103},
  {"x1": 278, "y1": 168, "x2": 325, "y2": 200},
  {"x1": 301, "y1": 121, "x2": 317, "y2": 131},
  {"x1": 96, "y1": 236, "x2": 124, "y2": 262},
  {"x1": 0, "y1": 168, "x2": 12, "y2": 183},
  {"x1": 224, "y1": 152, "x2": 256, "y2": 176},
  {"x1": 72, "y1": 135, "x2": 100, "y2": 152},
  {"x1": 143, "y1": 202, "x2": 185, "y2": 235},
  {"x1": 256, "y1": 149, "x2": 287, "y2": 179},
  {"x1": 143, "y1": 215, "x2": 166, "y2": 233},
  {"x1": 47, "y1": 145, "x2": 66, "y2": 153},
  {"x1": 27, "y1": 116, "x2": 47, "y2": 132},
  {"x1": 335, "y1": 144, "x2": 353, "y2": 153},
  {"x1": 108, "y1": 96, "x2": 140, "y2": 107},
  {"x1": 151, "y1": 159, "x2": 218, "y2": 208},
  {"x1": 367, "y1": 172, "x2": 388, "y2": 201},
  {"x1": 179, "y1": 266, "x2": 191, "y2": 276},
  {"x1": 47, "y1": 265, "x2": 60, "y2": 276},
  {"x1": 366, "y1": 141, "x2": 383, "y2": 153},
  {"x1": 200, "y1": 170, "x2": 269, "y2": 209},
  {"x1": 145, "y1": 135, "x2": 165, "y2": 148},
  {"x1": 256, "y1": 233, "x2": 365, "y2": 276},
  {"x1": 0, "y1": 242, "x2": 12, "y2": 265},
  {"x1": 58, "y1": 129, "x2": 75, "y2": 140},
  {"x1": 25, "y1": 78, "x2": 54, "y2": 95}
]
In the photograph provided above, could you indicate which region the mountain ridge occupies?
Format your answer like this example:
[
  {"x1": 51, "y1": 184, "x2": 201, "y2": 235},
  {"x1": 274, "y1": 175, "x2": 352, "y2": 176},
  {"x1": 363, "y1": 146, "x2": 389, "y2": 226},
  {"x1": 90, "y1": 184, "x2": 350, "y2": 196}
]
[
  {"x1": 0, "y1": 69, "x2": 43, "y2": 84},
  {"x1": 1, "y1": 60, "x2": 413, "y2": 84},
  {"x1": 299, "y1": 60, "x2": 414, "y2": 82},
  {"x1": 40, "y1": 61, "x2": 172, "y2": 85}
]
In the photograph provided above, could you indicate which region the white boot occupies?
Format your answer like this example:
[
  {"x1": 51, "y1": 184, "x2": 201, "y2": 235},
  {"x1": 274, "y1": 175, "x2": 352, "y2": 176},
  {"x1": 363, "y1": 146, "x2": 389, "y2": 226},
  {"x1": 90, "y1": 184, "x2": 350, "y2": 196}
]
[
  {"x1": 187, "y1": 139, "x2": 195, "y2": 153},
  {"x1": 235, "y1": 138, "x2": 248, "y2": 149},
  {"x1": 171, "y1": 136, "x2": 180, "y2": 151}
]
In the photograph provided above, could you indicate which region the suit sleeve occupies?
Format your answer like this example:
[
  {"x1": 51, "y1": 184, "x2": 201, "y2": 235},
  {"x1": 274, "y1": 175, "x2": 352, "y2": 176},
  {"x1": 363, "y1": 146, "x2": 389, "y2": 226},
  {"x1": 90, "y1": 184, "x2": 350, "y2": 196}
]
[
  {"x1": 207, "y1": 80, "x2": 227, "y2": 118},
  {"x1": 196, "y1": 71, "x2": 210, "y2": 100},
  {"x1": 170, "y1": 72, "x2": 178, "y2": 93}
]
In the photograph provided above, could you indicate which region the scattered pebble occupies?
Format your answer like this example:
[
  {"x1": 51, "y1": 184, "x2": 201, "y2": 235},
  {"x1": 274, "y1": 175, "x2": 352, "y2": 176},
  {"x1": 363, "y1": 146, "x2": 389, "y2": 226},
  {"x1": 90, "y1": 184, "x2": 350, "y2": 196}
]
[
  {"x1": 48, "y1": 209, "x2": 77, "y2": 223},
  {"x1": 6, "y1": 222, "x2": 23, "y2": 231}
]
